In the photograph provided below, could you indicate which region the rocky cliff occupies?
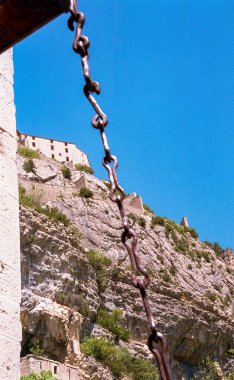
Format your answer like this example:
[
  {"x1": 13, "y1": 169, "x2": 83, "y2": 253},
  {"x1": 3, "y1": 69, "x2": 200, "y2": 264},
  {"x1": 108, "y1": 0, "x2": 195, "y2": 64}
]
[{"x1": 18, "y1": 152, "x2": 234, "y2": 380}]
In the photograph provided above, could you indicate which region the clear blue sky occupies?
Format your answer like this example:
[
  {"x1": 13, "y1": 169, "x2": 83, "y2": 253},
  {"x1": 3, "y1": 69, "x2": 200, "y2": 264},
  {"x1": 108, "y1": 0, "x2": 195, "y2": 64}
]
[{"x1": 14, "y1": 0, "x2": 234, "y2": 249}]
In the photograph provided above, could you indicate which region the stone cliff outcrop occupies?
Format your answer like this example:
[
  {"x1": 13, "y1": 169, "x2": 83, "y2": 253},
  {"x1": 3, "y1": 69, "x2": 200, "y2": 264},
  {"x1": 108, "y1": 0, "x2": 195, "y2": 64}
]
[{"x1": 18, "y1": 152, "x2": 234, "y2": 379}]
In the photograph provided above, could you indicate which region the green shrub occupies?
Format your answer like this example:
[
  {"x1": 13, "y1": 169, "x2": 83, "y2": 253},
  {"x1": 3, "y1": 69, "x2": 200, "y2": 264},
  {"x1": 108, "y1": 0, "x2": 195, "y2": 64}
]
[
  {"x1": 225, "y1": 371, "x2": 234, "y2": 380},
  {"x1": 163, "y1": 219, "x2": 198, "y2": 243},
  {"x1": 79, "y1": 187, "x2": 93, "y2": 199},
  {"x1": 21, "y1": 370, "x2": 61, "y2": 380},
  {"x1": 212, "y1": 242, "x2": 224, "y2": 256},
  {"x1": 23, "y1": 159, "x2": 36, "y2": 174},
  {"x1": 191, "y1": 358, "x2": 223, "y2": 380},
  {"x1": 75, "y1": 163, "x2": 94, "y2": 175},
  {"x1": 96, "y1": 307, "x2": 130, "y2": 341},
  {"x1": 18, "y1": 146, "x2": 40, "y2": 159},
  {"x1": 19, "y1": 184, "x2": 40, "y2": 209},
  {"x1": 131, "y1": 356, "x2": 159, "y2": 380},
  {"x1": 204, "y1": 241, "x2": 224, "y2": 256},
  {"x1": 151, "y1": 216, "x2": 165, "y2": 228},
  {"x1": 43, "y1": 206, "x2": 70, "y2": 226},
  {"x1": 205, "y1": 290, "x2": 217, "y2": 303},
  {"x1": 87, "y1": 249, "x2": 111, "y2": 271},
  {"x1": 194, "y1": 250, "x2": 203, "y2": 259},
  {"x1": 227, "y1": 348, "x2": 234, "y2": 355},
  {"x1": 81, "y1": 337, "x2": 126, "y2": 377},
  {"x1": 111, "y1": 265, "x2": 122, "y2": 282},
  {"x1": 220, "y1": 296, "x2": 229, "y2": 308},
  {"x1": 24, "y1": 234, "x2": 35, "y2": 246},
  {"x1": 188, "y1": 264, "x2": 193, "y2": 270},
  {"x1": 175, "y1": 237, "x2": 189, "y2": 254},
  {"x1": 80, "y1": 337, "x2": 158, "y2": 380},
  {"x1": 128, "y1": 213, "x2": 137, "y2": 223},
  {"x1": 61, "y1": 165, "x2": 72, "y2": 179},
  {"x1": 167, "y1": 219, "x2": 185, "y2": 235},
  {"x1": 87, "y1": 249, "x2": 111, "y2": 292},
  {"x1": 202, "y1": 251, "x2": 211, "y2": 262},
  {"x1": 169, "y1": 264, "x2": 177, "y2": 276},
  {"x1": 225, "y1": 293, "x2": 231, "y2": 304},
  {"x1": 69, "y1": 226, "x2": 83, "y2": 239},
  {"x1": 157, "y1": 255, "x2": 164, "y2": 264},
  {"x1": 160, "y1": 270, "x2": 172, "y2": 283},
  {"x1": 165, "y1": 223, "x2": 173, "y2": 239},
  {"x1": 128, "y1": 213, "x2": 146, "y2": 228},
  {"x1": 138, "y1": 216, "x2": 146, "y2": 228},
  {"x1": 213, "y1": 284, "x2": 221, "y2": 292},
  {"x1": 55, "y1": 292, "x2": 91, "y2": 317},
  {"x1": 143, "y1": 203, "x2": 154, "y2": 213},
  {"x1": 29, "y1": 340, "x2": 45, "y2": 357},
  {"x1": 19, "y1": 184, "x2": 70, "y2": 226},
  {"x1": 186, "y1": 227, "x2": 198, "y2": 239},
  {"x1": 188, "y1": 251, "x2": 196, "y2": 261}
]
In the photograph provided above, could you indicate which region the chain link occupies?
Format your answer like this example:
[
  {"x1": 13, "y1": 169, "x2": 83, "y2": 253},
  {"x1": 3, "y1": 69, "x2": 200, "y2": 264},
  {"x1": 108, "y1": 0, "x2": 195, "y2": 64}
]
[{"x1": 68, "y1": 2, "x2": 173, "y2": 379}]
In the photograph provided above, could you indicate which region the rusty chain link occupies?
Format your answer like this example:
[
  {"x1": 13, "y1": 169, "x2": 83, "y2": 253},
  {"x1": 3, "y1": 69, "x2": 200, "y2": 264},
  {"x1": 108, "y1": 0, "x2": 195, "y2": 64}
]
[{"x1": 68, "y1": 2, "x2": 173, "y2": 379}]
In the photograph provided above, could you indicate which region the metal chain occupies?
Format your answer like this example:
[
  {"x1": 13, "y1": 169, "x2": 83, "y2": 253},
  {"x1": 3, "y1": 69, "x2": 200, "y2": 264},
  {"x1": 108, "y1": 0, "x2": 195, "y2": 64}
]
[{"x1": 68, "y1": 2, "x2": 173, "y2": 379}]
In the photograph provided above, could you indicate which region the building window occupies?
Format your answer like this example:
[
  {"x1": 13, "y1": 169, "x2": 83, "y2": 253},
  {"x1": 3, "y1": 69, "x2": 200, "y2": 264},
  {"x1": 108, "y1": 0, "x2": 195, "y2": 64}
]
[
  {"x1": 32, "y1": 142, "x2": 36, "y2": 147},
  {"x1": 54, "y1": 366, "x2": 57, "y2": 375},
  {"x1": 51, "y1": 145, "x2": 54, "y2": 150},
  {"x1": 52, "y1": 154, "x2": 55, "y2": 159},
  {"x1": 66, "y1": 157, "x2": 69, "y2": 162},
  {"x1": 50, "y1": 139, "x2": 53, "y2": 143},
  {"x1": 32, "y1": 136, "x2": 35, "y2": 140},
  {"x1": 59, "y1": 153, "x2": 62, "y2": 157},
  {"x1": 65, "y1": 142, "x2": 68, "y2": 146},
  {"x1": 65, "y1": 148, "x2": 68, "y2": 153}
]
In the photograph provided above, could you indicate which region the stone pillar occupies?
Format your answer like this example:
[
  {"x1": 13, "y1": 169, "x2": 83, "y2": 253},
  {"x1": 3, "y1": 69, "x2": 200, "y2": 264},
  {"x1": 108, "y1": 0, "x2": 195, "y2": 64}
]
[
  {"x1": 180, "y1": 216, "x2": 189, "y2": 228},
  {"x1": 0, "y1": 49, "x2": 21, "y2": 380},
  {"x1": 130, "y1": 195, "x2": 144, "y2": 214}
]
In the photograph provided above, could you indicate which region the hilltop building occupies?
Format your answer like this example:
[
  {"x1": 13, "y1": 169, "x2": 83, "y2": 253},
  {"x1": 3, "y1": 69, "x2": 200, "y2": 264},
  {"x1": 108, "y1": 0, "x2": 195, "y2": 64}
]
[{"x1": 17, "y1": 130, "x2": 90, "y2": 167}]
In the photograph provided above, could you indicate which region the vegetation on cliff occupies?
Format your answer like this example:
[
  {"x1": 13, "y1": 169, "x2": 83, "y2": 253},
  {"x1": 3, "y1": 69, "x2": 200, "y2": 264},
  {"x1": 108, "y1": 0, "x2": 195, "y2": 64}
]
[
  {"x1": 21, "y1": 371, "x2": 61, "y2": 380},
  {"x1": 18, "y1": 146, "x2": 40, "y2": 159},
  {"x1": 80, "y1": 337, "x2": 159, "y2": 379},
  {"x1": 96, "y1": 307, "x2": 130, "y2": 341},
  {"x1": 19, "y1": 184, "x2": 70, "y2": 226},
  {"x1": 18, "y1": 153, "x2": 234, "y2": 380}
]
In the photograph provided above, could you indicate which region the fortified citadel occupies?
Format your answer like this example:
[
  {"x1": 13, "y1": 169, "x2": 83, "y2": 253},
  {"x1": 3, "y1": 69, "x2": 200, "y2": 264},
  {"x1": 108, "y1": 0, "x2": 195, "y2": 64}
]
[
  {"x1": 17, "y1": 131, "x2": 90, "y2": 168},
  {"x1": 0, "y1": 42, "x2": 234, "y2": 380}
]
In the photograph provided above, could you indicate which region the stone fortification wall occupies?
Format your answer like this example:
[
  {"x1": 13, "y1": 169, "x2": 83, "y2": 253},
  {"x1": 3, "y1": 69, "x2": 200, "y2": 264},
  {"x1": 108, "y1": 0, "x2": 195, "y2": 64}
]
[{"x1": 0, "y1": 49, "x2": 21, "y2": 380}]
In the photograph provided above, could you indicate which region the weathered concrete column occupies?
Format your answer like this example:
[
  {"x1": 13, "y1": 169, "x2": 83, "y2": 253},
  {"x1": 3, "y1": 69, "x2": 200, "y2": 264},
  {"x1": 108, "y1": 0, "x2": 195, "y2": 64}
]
[{"x1": 0, "y1": 49, "x2": 21, "y2": 380}]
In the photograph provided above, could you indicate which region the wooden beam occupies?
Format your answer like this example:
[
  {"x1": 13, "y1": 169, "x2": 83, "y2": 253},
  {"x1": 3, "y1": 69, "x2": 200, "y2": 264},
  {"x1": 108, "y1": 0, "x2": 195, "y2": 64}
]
[{"x1": 0, "y1": 0, "x2": 70, "y2": 53}]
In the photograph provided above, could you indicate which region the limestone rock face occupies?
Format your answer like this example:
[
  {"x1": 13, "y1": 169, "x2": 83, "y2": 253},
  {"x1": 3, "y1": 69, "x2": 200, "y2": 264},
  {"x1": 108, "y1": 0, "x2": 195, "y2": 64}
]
[
  {"x1": 21, "y1": 292, "x2": 83, "y2": 362},
  {"x1": 20, "y1": 207, "x2": 99, "y2": 313},
  {"x1": 18, "y1": 155, "x2": 234, "y2": 380}
]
